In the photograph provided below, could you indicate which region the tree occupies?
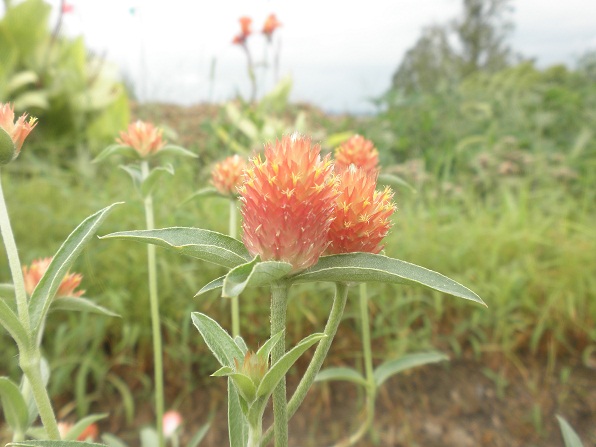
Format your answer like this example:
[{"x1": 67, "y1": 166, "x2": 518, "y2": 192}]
[{"x1": 392, "y1": 0, "x2": 515, "y2": 93}]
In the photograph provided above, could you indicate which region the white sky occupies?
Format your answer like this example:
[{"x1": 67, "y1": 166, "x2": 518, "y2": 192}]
[{"x1": 5, "y1": 0, "x2": 596, "y2": 112}]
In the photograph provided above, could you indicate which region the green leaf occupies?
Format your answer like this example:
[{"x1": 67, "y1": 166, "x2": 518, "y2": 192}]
[
  {"x1": 191, "y1": 312, "x2": 243, "y2": 367},
  {"x1": 377, "y1": 173, "x2": 416, "y2": 193},
  {"x1": 7, "y1": 442, "x2": 107, "y2": 447},
  {"x1": 256, "y1": 333, "x2": 325, "y2": 399},
  {"x1": 293, "y1": 253, "x2": 485, "y2": 306},
  {"x1": 0, "y1": 298, "x2": 27, "y2": 348},
  {"x1": 227, "y1": 379, "x2": 248, "y2": 447},
  {"x1": 6, "y1": 70, "x2": 38, "y2": 95},
  {"x1": 140, "y1": 427, "x2": 158, "y2": 447},
  {"x1": 21, "y1": 357, "x2": 50, "y2": 425},
  {"x1": 256, "y1": 330, "x2": 284, "y2": 361},
  {"x1": 0, "y1": 126, "x2": 15, "y2": 164},
  {"x1": 374, "y1": 352, "x2": 449, "y2": 387},
  {"x1": 222, "y1": 258, "x2": 292, "y2": 297},
  {"x1": 234, "y1": 336, "x2": 248, "y2": 355},
  {"x1": 93, "y1": 144, "x2": 138, "y2": 163},
  {"x1": 195, "y1": 276, "x2": 224, "y2": 297},
  {"x1": 156, "y1": 144, "x2": 198, "y2": 158},
  {"x1": 28, "y1": 203, "x2": 122, "y2": 335},
  {"x1": 212, "y1": 366, "x2": 234, "y2": 377},
  {"x1": 182, "y1": 187, "x2": 226, "y2": 204},
  {"x1": 50, "y1": 297, "x2": 120, "y2": 317},
  {"x1": 229, "y1": 373, "x2": 257, "y2": 403},
  {"x1": 556, "y1": 415, "x2": 585, "y2": 447},
  {"x1": 119, "y1": 165, "x2": 142, "y2": 187},
  {"x1": 140, "y1": 164, "x2": 174, "y2": 197},
  {"x1": 315, "y1": 367, "x2": 367, "y2": 386},
  {"x1": 101, "y1": 228, "x2": 250, "y2": 269},
  {"x1": 0, "y1": 377, "x2": 30, "y2": 434},
  {"x1": 100, "y1": 434, "x2": 128, "y2": 447},
  {"x1": 63, "y1": 413, "x2": 108, "y2": 441},
  {"x1": 0, "y1": 282, "x2": 15, "y2": 298}
]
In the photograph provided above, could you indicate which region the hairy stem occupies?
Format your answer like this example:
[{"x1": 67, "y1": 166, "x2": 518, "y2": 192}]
[
  {"x1": 229, "y1": 199, "x2": 240, "y2": 337},
  {"x1": 270, "y1": 281, "x2": 289, "y2": 446},
  {"x1": 0, "y1": 170, "x2": 30, "y2": 332},
  {"x1": 141, "y1": 161, "x2": 165, "y2": 447},
  {"x1": 261, "y1": 282, "x2": 349, "y2": 446}
]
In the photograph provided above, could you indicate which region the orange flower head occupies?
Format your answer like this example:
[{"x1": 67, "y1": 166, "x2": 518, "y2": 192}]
[
  {"x1": 211, "y1": 155, "x2": 247, "y2": 196},
  {"x1": 327, "y1": 165, "x2": 396, "y2": 254},
  {"x1": 22, "y1": 257, "x2": 85, "y2": 297},
  {"x1": 232, "y1": 33, "x2": 247, "y2": 45},
  {"x1": 239, "y1": 16, "x2": 252, "y2": 36},
  {"x1": 262, "y1": 14, "x2": 282, "y2": 37},
  {"x1": 334, "y1": 134, "x2": 379, "y2": 173},
  {"x1": 0, "y1": 102, "x2": 37, "y2": 160},
  {"x1": 117, "y1": 120, "x2": 166, "y2": 157},
  {"x1": 239, "y1": 134, "x2": 339, "y2": 272}
]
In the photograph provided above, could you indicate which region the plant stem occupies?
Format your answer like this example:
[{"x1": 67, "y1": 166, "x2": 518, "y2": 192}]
[
  {"x1": 261, "y1": 282, "x2": 349, "y2": 446},
  {"x1": 247, "y1": 418, "x2": 263, "y2": 447},
  {"x1": 19, "y1": 348, "x2": 60, "y2": 439},
  {"x1": 141, "y1": 161, "x2": 165, "y2": 447},
  {"x1": 0, "y1": 170, "x2": 30, "y2": 332},
  {"x1": 229, "y1": 199, "x2": 240, "y2": 338},
  {"x1": 270, "y1": 280, "x2": 289, "y2": 446},
  {"x1": 330, "y1": 283, "x2": 376, "y2": 447}
]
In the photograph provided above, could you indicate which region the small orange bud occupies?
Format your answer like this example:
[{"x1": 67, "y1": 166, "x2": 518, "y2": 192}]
[
  {"x1": 117, "y1": 120, "x2": 166, "y2": 157},
  {"x1": 234, "y1": 351, "x2": 268, "y2": 384},
  {"x1": 22, "y1": 257, "x2": 85, "y2": 297},
  {"x1": 239, "y1": 134, "x2": 338, "y2": 272},
  {"x1": 334, "y1": 135, "x2": 379, "y2": 173},
  {"x1": 211, "y1": 155, "x2": 247, "y2": 196},
  {"x1": 327, "y1": 165, "x2": 396, "y2": 254}
]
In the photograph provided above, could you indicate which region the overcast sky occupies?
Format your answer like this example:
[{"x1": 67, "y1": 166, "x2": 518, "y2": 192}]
[{"x1": 6, "y1": 0, "x2": 596, "y2": 112}]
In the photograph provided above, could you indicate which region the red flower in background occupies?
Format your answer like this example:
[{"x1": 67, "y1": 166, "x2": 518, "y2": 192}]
[
  {"x1": 117, "y1": 120, "x2": 166, "y2": 157},
  {"x1": 211, "y1": 154, "x2": 247, "y2": 196},
  {"x1": 62, "y1": 3, "x2": 74, "y2": 14},
  {"x1": 22, "y1": 257, "x2": 85, "y2": 297},
  {"x1": 239, "y1": 134, "x2": 338, "y2": 272},
  {"x1": 262, "y1": 14, "x2": 282, "y2": 38},
  {"x1": 334, "y1": 134, "x2": 380, "y2": 173},
  {"x1": 239, "y1": 16, "x2": 252, "y2": 36},
  {"x1": 0, "y1": 102, "x2": 37, "y2": 155}
]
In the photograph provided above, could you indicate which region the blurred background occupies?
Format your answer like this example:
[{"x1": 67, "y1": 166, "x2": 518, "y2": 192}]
[{"x1": 0, "y1": 0, "x2": 595, "y2": 446}]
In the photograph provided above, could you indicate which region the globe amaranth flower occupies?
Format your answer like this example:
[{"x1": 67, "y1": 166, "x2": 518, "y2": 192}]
[
  {"x1": 211, "y1": 154, "x2": 247, "y2": 196},
  {"x1": 117, "y1": 120, "x2": 166, "y2": 157},
  {"x1": 0, "y1": 102, "x2": 37, "y2": 164},
  {"x1": 239, "y1": 134, "x2": 338, "y2": 272},
  {"x1": 327, "y1": 165, "x2": 396, "y2": 254},
  {"x1": 334, "y1": 134, "x2": 379, "y2": 173},
  {"x1": 22, "y1": 257, "x2": 85, "y2": 297},
  {"x1": 262, "y1": 14, "x2": 282, "y2": 38}
]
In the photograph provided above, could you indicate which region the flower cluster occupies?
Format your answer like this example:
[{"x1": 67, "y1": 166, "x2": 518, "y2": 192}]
[
  {"x1": 334, "y1": 134, "x2": 379, "y2": 173},
  {"x1": 232, "y1": 13, "x2": 281, "y2": 45},
  {"x1": 117, "y1": 120, "x2": 166, "y2": 157},
  {"x1": 211, "y1": 155, "x2": 247, "y2": 196},
  {"x1": 0, "y1": 102, "x2": 37, "y2": 164},
  {"x1": 22, "y1": 257, "x2": 85, "y2": 297},
  {"x1": 239, "y1": 134, "x2": 396, "y2": 272}
]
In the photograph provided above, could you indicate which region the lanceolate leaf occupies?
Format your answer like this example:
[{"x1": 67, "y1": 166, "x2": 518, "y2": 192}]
[
  {"x1": 228, "y1": 379, "x2": 248, "y2": 447},
  {"x1": 293, "y1": 253, "x2": 485, "y2": 306},
  {"x1": 50, "y1": 298, "x2": 120, "y2": 317},
  {"x1": 222, "y1": 258, "x2": 293, "y2": 297},
  {"x1": 256, "y1": 330, "x2": 284, "y2": 361},
  {"x1": 191, "y1": 312, "x2": 243, "y2": 367},
  {"x1": 93, "y1": 144, "x2": 137, "y2": 163},
  {"x1": 315, "y1": 367, "x2": 367, "y2": 386},
  {"x1": 256, "y1": 333, "x2": 326, "y2": 399},
  {"x1": 156, "y1": 144, "x2": 198, "y2": 159},
  {"x1": 0, "y1": 299, "x2": 27, "y2": 348},
  {"x1": 234, "y1": 336, "x2": 248, "y2": 355},
  {"x1": 196, "y1": 276, "x2": 224, "y2": 297},
  {"x1": 140, "y1": 164, "x2": 174, "y2": 197},
  {"x1": 0, "y1": 377, "x2": 30, "y2": 434},
  {"x1": 556, "y1": 415, "x2": 585, "y2": 447},
  {"x1": 101, "y1": 228, "x2": 250, "y2": 269},
  {"x1": 182, "y1": 187, "x2": 225, "y2": 204},
  {"x1": 378, "y1": 173, "x2": 416, "y2": 193},
  {"x1": 373, "y1": 352, "x2": 449, "y2": 387},
  {"x1": 28, "y1": 203, "x2": 122, "y2": 335}
]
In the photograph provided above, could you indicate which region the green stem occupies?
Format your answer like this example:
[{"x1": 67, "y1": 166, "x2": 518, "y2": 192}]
[
  {"x1": 20, "y1": 348, "x2": 60, "y2": 439},
  {"x1": 141, "y1": 161, "x2": 165, "y2": 447},
  {"x1": 247, "y1": 417, "x2": 263, "y2": 447},
  {"x1": 270, "y1": 281, "x2": 289, "y2": 446},
  {"x1": 229, "y1": 199, "x2": 240, "y2": 338},
  {"x1": 261, "y1": 282, "x2": 349, "y2": 446},
  {"x1": 329, "y1": 283, "x2": 376, "y2": 447},
  {"x1": 0, "y1": 170, "x2": 30, "y2": 332}
]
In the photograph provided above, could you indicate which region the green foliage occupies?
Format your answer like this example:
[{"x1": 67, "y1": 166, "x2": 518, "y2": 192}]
[{"x1": 0, "y1": 0, "x2": 130, "y2": 154}]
